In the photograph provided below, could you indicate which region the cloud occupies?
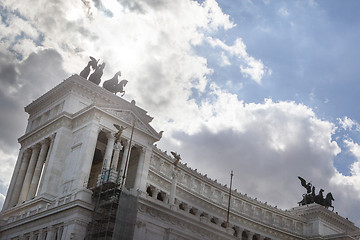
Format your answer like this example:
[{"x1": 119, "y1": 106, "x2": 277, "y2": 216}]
[
  {"x1": 338, "y1": 116, "x2": 360, "y2": 131},
  {"x1": 0, "y1": 49, "x2": 67, "y2": 152},
  {"x1": 0, "y1": 193, "x2": 4, "y2": 211},
  {"x1": 1, "y1": 0, "x2": 360, "y2": 227},
  {"x1": 0, "y1": 0, "x2": 236, "y2": 198},
  {"x1": 207, "y1": 37, "x2": 270, "y2": 84},
  {"x1": 278, "y1": 7, "x2": 290, "y2": 17}
]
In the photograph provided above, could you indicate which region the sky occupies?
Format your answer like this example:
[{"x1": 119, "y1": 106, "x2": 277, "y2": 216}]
[{"x1": 1, "y1": 0, "x2": 360, "y2": 226}]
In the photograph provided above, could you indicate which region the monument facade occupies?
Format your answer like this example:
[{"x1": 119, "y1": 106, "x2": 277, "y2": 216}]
[{"x1": 0, "y1": 74, "x2": 359, "y2": 240}]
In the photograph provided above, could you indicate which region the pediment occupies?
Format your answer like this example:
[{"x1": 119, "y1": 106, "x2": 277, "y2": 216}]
[{"x1": 102, "y1": 108, "x2": 161, "y2": 140}]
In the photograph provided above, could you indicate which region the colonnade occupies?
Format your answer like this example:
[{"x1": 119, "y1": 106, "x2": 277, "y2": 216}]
[
  {"x1": 99, "y1": 130, "x2": 144, "y2": 190},
  {"x1": 6, "y1": 135, "x2": 54, "y2": 208}
]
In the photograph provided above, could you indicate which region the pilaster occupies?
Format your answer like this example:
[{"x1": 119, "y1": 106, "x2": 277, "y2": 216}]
[
  {"x1": 39, "y1": 126, "x2": 72, "y2": 197},
  {"x1": 77, "y1": 121, "x2": 101, "y2": 190}
]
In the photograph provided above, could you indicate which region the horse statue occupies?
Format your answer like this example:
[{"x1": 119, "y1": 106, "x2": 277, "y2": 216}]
[
  {"x1": 88, "y1": 62, "x2": 106, "y2": 85},
  {"x1": 80, "y1": 56, "x2": 98, "y2": 79},
  {"x1": 298, "y1": 193, "x2": 314, "y2": 206},
  {"x1": 103, "y1": 71, "x2": 121, "y2": 92},
  {"x1": 314, "y1": 189, "x2": 324, "y2": 205},
  {"x1": 324, "y1": 192, "x2": 335, "y2": 211},
  {"x1": 103, "y1": 72, "x2": 127, "y2": 96}
]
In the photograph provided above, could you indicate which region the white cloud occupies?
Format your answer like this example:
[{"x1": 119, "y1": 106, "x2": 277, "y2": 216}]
[
  {"x1": 338, "y1": 116, "x2": 360, "y2": 131},
  {"x1": 0, "y1": 193, "x2": 5, "y2": 210},
  {"x1": 220, "y1": 51, "x2": 231, "y2": 66},
  {"x1": 207, "y1": 37, "x2": 269, "y2": 84},
  {"x1": 159, "y1": 86, "x2": 342, "y2": 210},
  {"x1": 2, "y1": 0, "x2": 360, "y2": 226},
  {"x1": 0, "y1": 149, "x2": 17, "y2": 187},
  {"x1": 278, "y1": 7, "x2": 290, "y2": 17}
]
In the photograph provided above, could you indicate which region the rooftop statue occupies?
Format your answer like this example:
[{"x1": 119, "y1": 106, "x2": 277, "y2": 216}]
[
  {"x1": 80, "y1": 56, "x2": 99, "y2": 79},
  {"x1": 103, "y1": 71, "x2": 128, "y2": 96},
  {"x1": 298, "y1": 176, "x2": 312, "y2": 194},
  {"x1": 297, "y1": 176, "x2": 335, "y2": 211},
  {"x1": 170, "y1": 151, "x2": 181, "y2": 166},
  {"x1": 113, "y1": 124, "x2": 127, "y2": 143},
  {"x1": 88, "y1": 62, "x2": 106, "y2": 85}
]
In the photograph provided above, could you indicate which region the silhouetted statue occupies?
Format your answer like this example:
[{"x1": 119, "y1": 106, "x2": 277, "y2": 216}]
[
  {"x1": 324, "y1": 192, "x2": 335, "y2": 211},
  {"x1": 113, "y1": 124, "x2": 127, "y2": 143},
  {"x1": 297, "y1": 176, "x2": 335, "y2": 211},
  {"x1": 80, "y1": 56, "x2": 98, "y2": 79},
  {"x1": 170, "y1": 151, "x2": 181, "y2": 166},
  {"x1": 298, "y1": 176, "x2": 316, "y2": 205},
  {"x1": 298, "y1": 176, "x2": 312, "y2": 194},
  {"x1": 89, "y1": 62, "x2": 106, "y2": 85},
  {"x1": 103, "y1": 71, "x2": 128, "y2": 96},
  {"x1": 314, "y1": 189, "x2": 324, "y2": 205}
]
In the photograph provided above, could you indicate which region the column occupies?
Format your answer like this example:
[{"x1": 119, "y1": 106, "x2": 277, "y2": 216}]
[
  {"x1": 38, "y1": 228, "x2": 47, "y2": 240},
  {"x1": 3, "y1": 148, "x2": 26, "y2": 209},
  {"x1": 235, "y1": 227, "x2": 244, "y2": 239},
  {"x1": 248, "y1": 232, "x2": 254, "y2": 240},
  {"x1": 45, "y1": 226, "x2": 55, "y2": 240},
  {"x1": 103, "y1": 132, "x2": 116, "y2": 169},
  {"x1": 61, "y1": 223, "x2": 75, "y2": 240},
  {"x1": 9, "y1": 149, "x2": 31, "y2": 206},
  {"x1": 133, "y1": 147, "x2": 145, "y2": 191},
  {"x1": 37, "y1": 134, "x2": 56, "y2": 195},
  {"x1": 18, "y1": 144, "x2": 41, "y2": 203},
  {"x1": 27, "y1": 139, "x2": 50, "y2": 200},
  {"x1": 152, "y1": 188, "x2": 160, "y2": 200},
  {"x1": 122, "y1": 144, "x2": 135, "y2": 187},
  {"x1": 169, "y1": 169, "x2": 179, "y2": 205},
  {"x1": 119, "y1": 140, "x2": 129, "y2": 176},
  {"x1": 111, "y1": 141, "x2": 123, "y2": 170}
]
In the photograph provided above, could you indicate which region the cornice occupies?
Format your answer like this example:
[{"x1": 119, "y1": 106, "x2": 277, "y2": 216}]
[
  {"x1": 24, "y1": 75, "x2": 155, "y2": 121},
  {"x1": 290, "y1": 204, "x2": 358, "y2": 232}
]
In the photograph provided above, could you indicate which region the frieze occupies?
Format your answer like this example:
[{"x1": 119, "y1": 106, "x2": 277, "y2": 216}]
[
  {"x1": 103, "y1": 109, "x2": 155, "y2": 137},
  {"x1": 20, "y1": 115, "x2": 71, "y2": 148}
]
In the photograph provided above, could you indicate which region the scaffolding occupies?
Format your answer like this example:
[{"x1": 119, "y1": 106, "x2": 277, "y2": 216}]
[{"x1": 86, "y1": 168, "x2": 121, "y2": 240}]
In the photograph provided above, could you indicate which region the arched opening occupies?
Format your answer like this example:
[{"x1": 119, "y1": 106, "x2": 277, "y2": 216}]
[
  {"x1": 146, "y1": 186, "x2": 153, "y2": 197},
  {"x1": 179, "y1": 203, "x2": 186, "y2": 211},
  {"x1": 157, "y1": 192, "x2": 164, "y2": 201},
  {"x1": 210, "y1": 217, "x2": 218, "y2": 224},
  {"x1": 242, "y1": 231, "x2": 249, "y2": 240},
  {"x1": 189, "y1": 208, "x2": 198, "y2": 215}
]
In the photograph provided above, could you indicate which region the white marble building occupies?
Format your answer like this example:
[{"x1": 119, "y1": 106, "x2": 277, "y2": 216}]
[{"x1": 0, "y1": 75, "x2": 359, "y2": 240}]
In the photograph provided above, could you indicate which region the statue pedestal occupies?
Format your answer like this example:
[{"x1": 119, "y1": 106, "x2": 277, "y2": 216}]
[
  {"x1": 97, "y1": 169, "x2": 119, "y2": 186},
  {"x1": 289, "y1": 203, "x2": 358, "y2": 238}
]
